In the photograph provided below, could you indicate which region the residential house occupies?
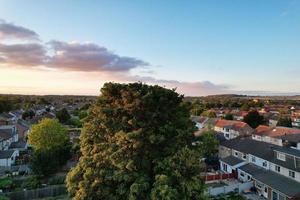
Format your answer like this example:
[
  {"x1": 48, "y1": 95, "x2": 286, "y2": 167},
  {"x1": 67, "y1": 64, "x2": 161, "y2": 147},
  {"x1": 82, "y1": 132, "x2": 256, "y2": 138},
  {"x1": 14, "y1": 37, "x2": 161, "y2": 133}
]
[
  {"x1": 0, "y1": 113, "x2": 16, "y2": 125},
  {"x1": 253, "y1": 125, "x2": 300, "y2": 148},
  {"x1": 214, "y1": 119, "x2": 253, "y2": 140},
  {"x1": 9, "y1": 109, "x2": 24, "y2": 120},
  {"x1": 219, "y1": 138, "x2": 300, "y2": 200},
  {"x1": 0, "y1": 150, "x2": 18, "y2": 167},
  {"x1": 232, "y1": 111, "x2": 248, "y2": 121},
  {"x1": 291, "y1": 111, "x2": 300, "y2": 128},
  {"x1": 0, "y1": 126, "x2": 18, "y2": 150},
  {"x1": 16, "y1": 119, "x2": 30, "y2": 142}
]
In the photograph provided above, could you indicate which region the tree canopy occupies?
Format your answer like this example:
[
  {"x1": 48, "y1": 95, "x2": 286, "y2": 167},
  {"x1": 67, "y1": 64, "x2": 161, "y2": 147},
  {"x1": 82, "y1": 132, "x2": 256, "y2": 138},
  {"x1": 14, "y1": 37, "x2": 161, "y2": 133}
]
[
  {"x1": 243, "y1": 110, "x2": 265, "y2": 128},
  {"x1": 28, "y1": 118, "x2": 71, "y2": 176},
  {"x1": 56, "y1": 108, "x2": 71, "y2": 124},
  {"x1": 28, "y1": 118, "x2": 68, "y2": 151},
  {"x1": 66, "y1": 82, "x2": 206, "y2": 200},
  {"x1": 277, "y1": 117, "x2": 292, "y2": 128}
]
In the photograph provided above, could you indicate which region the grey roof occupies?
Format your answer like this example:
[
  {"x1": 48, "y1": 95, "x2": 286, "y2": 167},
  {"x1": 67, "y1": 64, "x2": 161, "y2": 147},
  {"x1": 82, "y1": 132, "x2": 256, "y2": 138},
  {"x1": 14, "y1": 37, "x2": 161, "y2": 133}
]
[
  {"x1": 253, "y1": 168, "x2": 300, "y2": 197},
  {"x1": 281, "y1": 134, "x2": 300, "y2": 143},
  {"x1": 221, "y1": 138, "x2": 300, "y2": 172},
  {"x1": 10, "y1": 141, "x2": 27, "y2": 149},
  {"x1": 273, "y1": 146, "x2": 300, "y2": 158},
  {"x1": 0, "y1": 113, "x2": 14, "y2": 120},
  {"x1": 239, "y1": 163, "x2": 300, "y2": 197},
  {"x1": 239, "y1": 163, "x2": 263, "y2": 175},
  {"x1": 0, "y1": 150, "x2": 15, "y2": 159},
  {"x1": 220, "y1": 155, "x2": 244, "y2": 166},
  {"x1": 0, "y1": 129, "x2": 14, "y2": 141},
  {"x1": 220, "y1": 138, "x2": 275, "y2": 161}
]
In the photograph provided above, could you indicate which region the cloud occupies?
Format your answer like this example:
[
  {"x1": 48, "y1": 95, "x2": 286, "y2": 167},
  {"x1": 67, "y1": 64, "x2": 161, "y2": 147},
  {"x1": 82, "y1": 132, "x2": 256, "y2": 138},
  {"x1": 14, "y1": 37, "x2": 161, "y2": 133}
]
[
  {"x1": 0, "y1": 43, "x2": 47, "y2": 66},
  {"x1": 47, "y1": 40, "x2": 149, "y2": 72},
  {"x1": 0, "y1": 20, "x2": 231, "y2": 96},
  {"x1": 0, "y1": 20, "x2": 40, "y2": 41},
  {"x1": 127, "y1": 75, "x2": 230, "y2": 96}
]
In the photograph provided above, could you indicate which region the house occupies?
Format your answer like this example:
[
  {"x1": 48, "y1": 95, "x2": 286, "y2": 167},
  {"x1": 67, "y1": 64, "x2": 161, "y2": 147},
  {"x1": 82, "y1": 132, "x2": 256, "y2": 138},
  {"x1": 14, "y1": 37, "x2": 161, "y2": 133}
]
[
  {"x1": 0, "y1": 113, "x2": 16, "y2": 125},
  {"x1": 0, "y1": 150, "x2": 18, "y2": 167},
  {"x1": 191, "y1": 116, "x2": 209, "y2": 129},
  {"x1": 32, "y1": 106, "x2": 46, "y2": 116},
  {"x1": 16, "y1": 119, "x2": 30, "y2": 141},
  {"x1": 9, "y1": 110, "x2": 24, "y2": 120},
  {"x1": 291, "y1": 111, "x2": 300, "y2": 128},
  {"x1": 0, "y1": 126, "x2": 18, "y2": 150},
  {"x1": 214, "y1": 119, "x2": 253, "y2": 140},
  {"x1": 232, "y1": 111, "x2": 248, "y2": 121},
  {"x1": 219, "y1": 138, "x2": 300, "y2": 200},
  {"x1": 253, "y1": 125, "x2": 300, "y2": 148}
]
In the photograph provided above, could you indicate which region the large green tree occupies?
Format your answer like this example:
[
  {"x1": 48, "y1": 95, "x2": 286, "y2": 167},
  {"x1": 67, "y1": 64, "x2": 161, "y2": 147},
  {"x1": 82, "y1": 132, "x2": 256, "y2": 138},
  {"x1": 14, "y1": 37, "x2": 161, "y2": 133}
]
[
  {"x1": 56, "y1": 108, "x2": 71, "y2": 124},
  {"x1": 28, "y1": 119, "x2": 71, "y2": 176},
  {"x1": 277, "y1": 117, "x2": 292, "y2": 128},
  {"x1": 28, "y1": 118, "x2": 69, "y2": 150},
  {"x1": 66, "y1": 83, "x2": 207, "y2": 200},
  {"x1": 243, "y1": 110, "x2": 264, "y2": 128}
]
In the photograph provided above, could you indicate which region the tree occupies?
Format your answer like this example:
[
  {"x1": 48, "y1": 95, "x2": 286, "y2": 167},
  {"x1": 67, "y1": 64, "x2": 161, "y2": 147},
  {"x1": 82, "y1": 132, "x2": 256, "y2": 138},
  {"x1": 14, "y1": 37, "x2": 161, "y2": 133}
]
[
  {"x1": 28, "y1": 118, "x2": 69, "y2": 150},
  {"x1": 240, "y1": 103, "x2": 250, "y2": 111},
  {"x1": 56, "y1": 108, "x2": 71, "y2": 124},
  {"x1": 277, "y1": 117, "x2": 292, "y2": 128},
  {"x1": 199, "y1": 131, "x2": 219, "y2": 158},
  {"x1": 224, "y1": 114, "x2": 233, "y2": 120},
  {"x1": 22, "y1": 110, "x2": 35, "y2": 120},
  {"x1": 28, "y1": 119, "x2": 71, "y2": 176},
  {"x1": 0, "y1": 97, "x2": 13, "y2": 114},
  {"x1": 243, "y1": 110, "x2": 264, "y2": 128},
  {"x1": 201, "y1": 110, "x2": 217, "y2": 118},
  {"x1": 66, "y1": 82, "x2": 207, "y2": 200}
]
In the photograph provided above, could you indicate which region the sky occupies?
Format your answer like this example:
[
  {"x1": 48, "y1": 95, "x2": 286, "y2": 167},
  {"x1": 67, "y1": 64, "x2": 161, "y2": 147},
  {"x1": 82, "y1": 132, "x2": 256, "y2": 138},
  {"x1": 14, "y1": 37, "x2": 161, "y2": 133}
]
[{"x1": 0, "y1": 0, "x2": 300, "y2": 96}]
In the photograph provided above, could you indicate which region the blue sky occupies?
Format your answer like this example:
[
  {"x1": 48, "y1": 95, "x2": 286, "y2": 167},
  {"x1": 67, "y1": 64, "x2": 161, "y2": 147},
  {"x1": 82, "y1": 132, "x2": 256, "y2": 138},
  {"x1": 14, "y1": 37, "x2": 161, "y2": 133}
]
[{"x1": 0, "y1": 0, "x2": 300, "y2": 95}]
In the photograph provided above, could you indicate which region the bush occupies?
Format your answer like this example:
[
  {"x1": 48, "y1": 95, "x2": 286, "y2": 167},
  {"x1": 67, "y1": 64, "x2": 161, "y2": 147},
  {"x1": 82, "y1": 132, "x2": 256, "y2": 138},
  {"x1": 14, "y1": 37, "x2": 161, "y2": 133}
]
[
  {"x1": 48, "y1": 176, "x2": 66, "y2": 185},
  {"x1": 0, "y1": 196, "x2": 9, "y2": 200},
  {"x1": 21, "y1": 176, "x2": 41, "y2": 189},
  {"x1": 0, "y1": 177, "x2": 13, "y2": 189}
]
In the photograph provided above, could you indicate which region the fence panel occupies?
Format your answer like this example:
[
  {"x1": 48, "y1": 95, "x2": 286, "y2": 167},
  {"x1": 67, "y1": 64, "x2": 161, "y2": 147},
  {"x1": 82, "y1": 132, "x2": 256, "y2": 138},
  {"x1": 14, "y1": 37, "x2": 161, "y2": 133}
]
[{"x1": 5, "y1": 184, "x2": 67, "y2": 200}]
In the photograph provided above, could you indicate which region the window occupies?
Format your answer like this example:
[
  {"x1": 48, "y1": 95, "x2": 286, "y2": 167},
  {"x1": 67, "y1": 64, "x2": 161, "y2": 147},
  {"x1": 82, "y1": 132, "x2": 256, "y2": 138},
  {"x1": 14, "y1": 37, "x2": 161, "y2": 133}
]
[
  {"x1": 242, "y1": 154, "x2": 247, "y2": 160},
  {"x1": 251, "y1": 156, "x2": 256, "y2": 163},
  {"x1": 263, "y1": 161, "x2": 267, "y2": 167},
  {"x1": 240, "y1": 172, "x2": 244, "y2": 177},
  {"x1": 289, "y1": 170, "x2": 295, "y2": 178},
  {"x1": 234, "y1": 151, "x2": 238, "y2": 157},
  {"x1": 275, "y1": 165, "x2": 281, "y2": 173},
  {"x1": 223, "y1": 163, "x2": 227, "y2": 172},
  {"x1": 272, "y1": 191, "x2": 278, "y2": 200},
  {"x1": 277, "y1": 153, "x2": 286, "y2": 161},
  {"x1": 247, "y1": 175, "x2": 251, "y2": 181},
  {"x1": 278, "y1": 193, "x2": 285, "y2": 200},
  {"x1": 256, "y1": 181, "x2": 263, "y2": 189}
]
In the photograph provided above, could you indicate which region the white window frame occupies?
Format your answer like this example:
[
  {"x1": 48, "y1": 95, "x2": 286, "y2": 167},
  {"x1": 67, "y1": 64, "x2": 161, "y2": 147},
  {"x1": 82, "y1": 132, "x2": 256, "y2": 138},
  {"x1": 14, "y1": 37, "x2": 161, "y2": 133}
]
[
  {"x1": 289, "y1": 170, "x2": 295, "y2": 178},
  {"x1": 277, "y1": 153, "x2": 286, "y2": 161}
]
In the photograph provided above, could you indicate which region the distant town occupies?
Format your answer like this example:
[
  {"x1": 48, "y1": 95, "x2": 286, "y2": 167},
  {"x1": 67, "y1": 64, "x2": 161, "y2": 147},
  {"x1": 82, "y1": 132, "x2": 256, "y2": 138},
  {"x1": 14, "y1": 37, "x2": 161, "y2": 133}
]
[{"x1": 0, "y1": 93, "x2": 299, "y2": 199}]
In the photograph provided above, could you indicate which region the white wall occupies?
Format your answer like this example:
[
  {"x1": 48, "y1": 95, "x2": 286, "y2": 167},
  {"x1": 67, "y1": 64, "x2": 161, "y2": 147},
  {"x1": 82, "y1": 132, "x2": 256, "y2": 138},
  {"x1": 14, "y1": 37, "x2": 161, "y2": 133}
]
[
  {"x1": 0, "y1": 158, "x2": 11, "y2": 167},
  {"x1": 248, "y1": 154, "x2": 269, "y2": 170},
  {"x1": 269, "y1": 162, "x2": 300, "y2": 183},
  {"x1": 251, "y1": 134, "x2": 282, "y2": 146},
  {"x1": 237, "y1": 169, "x2": 252, "y2": 182}
]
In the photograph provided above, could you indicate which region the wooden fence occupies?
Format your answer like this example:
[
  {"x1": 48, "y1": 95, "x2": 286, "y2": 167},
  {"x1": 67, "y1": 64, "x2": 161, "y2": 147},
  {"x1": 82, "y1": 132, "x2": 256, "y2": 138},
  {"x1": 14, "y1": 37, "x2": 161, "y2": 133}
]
[
  {"x1": 202, "y1": 172, "x2": 235, "y2": 182},
  {"x1": 4, "y1": 184, "x2": 67, "y2": 200}
]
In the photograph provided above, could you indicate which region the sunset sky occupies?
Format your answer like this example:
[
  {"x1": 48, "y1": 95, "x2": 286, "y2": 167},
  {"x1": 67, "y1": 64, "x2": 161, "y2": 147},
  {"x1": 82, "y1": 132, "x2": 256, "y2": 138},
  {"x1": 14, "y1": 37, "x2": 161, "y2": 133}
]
[{"x1": 0, "y1": 0, "x2": 300, "y2": 96}]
